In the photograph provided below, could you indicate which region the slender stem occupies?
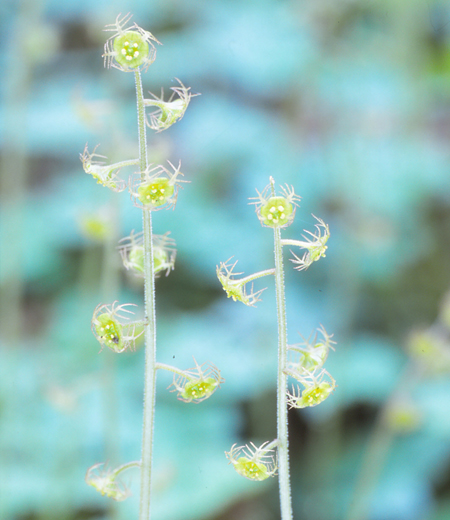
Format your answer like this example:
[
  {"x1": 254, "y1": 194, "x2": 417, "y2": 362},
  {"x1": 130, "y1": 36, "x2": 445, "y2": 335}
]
[
  {"x1": 281, "y1": 239, "x2": 312, "y2": 248},
  {"x1": 273, "y1": 226, "x2": 293, "y2": 520},
  {"x1": 155, "y1": 362, "x2": 186, "y2": 377},
  {"x1": 135, "y1": 69, "x2": 157, "y2": 520},
  {"x1": 110, "y1": 158, "x2": 140, "y2": 169},
  {"x1": 113, "y1": 460, "x2": 141, "y2": 477},
  {"x1": 236, "y1": 268, "x2": 275, "y2": 285}
]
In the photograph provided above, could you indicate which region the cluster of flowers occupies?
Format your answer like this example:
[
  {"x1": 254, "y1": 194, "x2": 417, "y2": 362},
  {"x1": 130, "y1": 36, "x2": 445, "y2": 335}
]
[
  {"x1": 81, "y1": 14, "x2": 196, "y2": 206},
  {"x1": 84, "y1": 14, "x2": 224, "y2": 501},
  {"x1": 219, "y1": 180, "x2": 336, "y2": 482}
]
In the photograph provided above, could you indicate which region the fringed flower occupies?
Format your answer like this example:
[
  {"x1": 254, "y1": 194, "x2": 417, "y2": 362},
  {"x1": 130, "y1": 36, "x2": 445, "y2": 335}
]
[
  {"x1": 286, "y1": 368, "x2": 336, "y2": 409},
  {"x1": 250, "y1": 177, "x2": 301, "y2": 229},
  {"x1": 287, "y1": 325, "x2": 336, "y2": 371},
  {"x1": 284, "y1": 215, "x2": 330, "y2": 271},
  {"x1": 91, "y1": 301, "x2": 143, "y2": 353},
  {"x1": 145, "y1": 78, "x2": 198, "y2": 132},
  {"x1": 129, "y1": 161, "x2": 186, "y2": 210},
  {"x1": 225, "y1": 441, "x2": 278, "y2": 481},
  {"x1": 103, "y1": 13, "x2": 161, "y2": 72},
  {"x1": 80, "y1": 144, "x2": 127, "y2": 192},
  {"x1": 168, "y1": 359, "x2": 224, "y2": 403},
  {"x1": 119, "y1": 231, "x2": 176, "y2": 277},
  {"x1": 216, "y1": 258, "x2": 270, "y2": 307},
  {"x1": 85, "y1": 461, "x2": 139, "y2": 501}
]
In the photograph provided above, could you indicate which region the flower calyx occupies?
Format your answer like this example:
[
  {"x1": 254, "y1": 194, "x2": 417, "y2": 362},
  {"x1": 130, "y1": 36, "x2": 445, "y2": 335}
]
[
  {"x1": 167, "y1": 359, "x2": 224, "y2": 403},
  {"x1": 103, "y1": 13, "x2": 161, "y2": 72},
  {"x1": 282, "y1": 215, "x2": 330, "y2": 271},
  {"x1": 119, "y1": 231, "x2": 176, "y2": 277},
  {"x1": 145, "y1": 78, "x2": 198, "y2": 132},
  {"x1": 250, "y1": 177, "x2": 301, "y2": 229},
  {"x1": 85, "y1": 461, "x2": 140, "y2": 501},
  {"x1": 286, "y1": 367, "x2": 336, "y2": 409},
  {"x1": 80, "y1": 144, "x2": 129, "y2": 192},
  {"x1": 287, "y1": 325, "x2": 336, "y2": 371},
  {"x1": 91, "y1": 301, "x2": 144, "y2": 353},
  {"x1": 225, "y1": 440, "x2": 278, "y2": 481},
  {"x1": 129, "y1": 161, "x2": 186, "y2": 210}
]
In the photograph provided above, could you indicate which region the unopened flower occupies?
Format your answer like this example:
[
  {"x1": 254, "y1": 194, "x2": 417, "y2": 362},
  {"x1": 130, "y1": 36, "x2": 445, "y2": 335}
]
[
  {"x1": 79, "y1": 211, "x2": 113, "y2": 242},
  {"x1": 384, "y1": 400, "x2": 422, "y2": 434},
  {"x1": 145, "y1": 79, "x2": 197, "y2": 132},
  {"x1": 286, "y1": 368, "x2": 336, "y2": 409},
  {"x1": 129, "y1": 161, "x2": 186, "y2": 210},
  {"x1": 225, "y1": 441, "x2": 277, "y2": 481},
  {"x1": 407, "y1": 328, "x2": 450, "y2": 373},
  {"x1": 91, "y1": 301, "x2": 143, "y2": 353},
  {"x1": 85, "y1": 461, "x2": 139, "y2": 501},
  {"x1": 80, "y1": 144, "x2": 126, "y2": 192},
  {"x1": 103, "y1": 13, "x2": 161, "y2": 72},
  {"x1": 216, "y1": 259, "x2": 270, "y2": 307},
  {"x1": 284, "y1": 215, "x2": 330, "y2": 271},
  {"x1": 119, "y1": 231, "x2": 176, "y2": 277},
  {"x1": 250, "y1": 178, "x2": 301, "y2": 229},
  {"x1": 287, "y1": 325, "x2": 336, "y2": 371},
  {"x1": 169, "y1": 359, "x2": 224, "y2": 403}
]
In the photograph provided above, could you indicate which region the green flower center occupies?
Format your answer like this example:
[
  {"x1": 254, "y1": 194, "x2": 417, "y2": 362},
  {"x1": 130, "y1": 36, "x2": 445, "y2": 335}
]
[
  {"x1": 95, "y1": 313, "x2": 123, "y2": 351},
  {"x1": 301, "y1": 382, "x2": 333, "y2": 407},
  {"x1": 138, "y1": 178, "x2": 174, "y2": 207},
  {"x1": 181, "y1": 377, "x2": 217, "y2": 401},
  {"x1": 113, "y1": 31, "x2": 149, "y2": 69},
  {"x1": 260, "y1": 196, "x2": 293, "y2": 227},
  {"x1": 235, "y1": 458, "x2": 270, "y2": 481}
]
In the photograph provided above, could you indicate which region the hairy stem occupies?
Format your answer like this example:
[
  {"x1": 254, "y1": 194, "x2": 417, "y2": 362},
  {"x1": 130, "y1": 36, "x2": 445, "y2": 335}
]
[
  {"x1": 235, "y1": 268, "x2": 275, "y2": 285},
  {"x1": 112, "y1": 460, "x2": 141, "y2": 478},
  {"x1": 273, "y1": 226, "x2": 293, "y2": 520},
  {"x1": 135, "y1": 69, "x2": 157, "y2": 520},
  {"x1": 155, "y1": 362, "x2": 187, "y2": 377}
]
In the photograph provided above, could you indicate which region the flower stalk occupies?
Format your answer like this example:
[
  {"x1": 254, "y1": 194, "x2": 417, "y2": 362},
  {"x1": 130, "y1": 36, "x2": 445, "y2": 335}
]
[
  {"x1": 83, "y1": 16, "x2": 225, "y2": 520},
  {"x1": 219, "y1": 177, "x2": 335, "y2": 520},
  {"x1": 135, "y1": 68, "x2": 157, "y2": 520},
  {"x1": 273, "y1": 224, "x2": 293, "y2": 520}
]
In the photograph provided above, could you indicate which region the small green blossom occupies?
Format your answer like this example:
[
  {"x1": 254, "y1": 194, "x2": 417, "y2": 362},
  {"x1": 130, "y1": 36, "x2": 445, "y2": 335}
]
[
  {"x1": 216, "y1": 259, "x2": 267, "y2": 307},
  {"x1": 407, "y1": 329, "x2": 450, "y2": 373},
  {"x1": 145, "y1": 79, "x2": 198, "y2": 132},
  {"x1": 286, "y1": 215, "x2": 330, "y2": 271},
  {"x1": 103, "y1": 13, "x2": 160, "y2": 72},
  {"x1": 287, "y1": 325, "x2": 336, "y2": 371},
  {"x1": 250, "y1": 179, "x2": 301, "y2": 229},
  {"x1": 79, "y1": 211, "x2": 113, "y2": 242},
  {"x1": 384, "y1": 400, "x2": 422, "y2": 434},
  {"x1": 85, "y1": 462, "x2": 139, "y2": 501},
  {"x1": 119, "y1": 231, "x2": 176, "y2": 277},
  {"x1": 286, "y1": 368, "x2": 336, "y2": 409},
  {"x1": 169, "y1": 359, "x2": 224, "y2": 403},
  {"x1": 226, "y1": 441, "x2": 277, "y2": 481},
  {"x1": 80, "y1": 144, "x2": 126, "y2": 192},
  {"x1": 129, "y1": 161, "x2": 186, "y2": 210},
  {"x1": 91, "y1": 301, "x2": 143, "y2": 353}
]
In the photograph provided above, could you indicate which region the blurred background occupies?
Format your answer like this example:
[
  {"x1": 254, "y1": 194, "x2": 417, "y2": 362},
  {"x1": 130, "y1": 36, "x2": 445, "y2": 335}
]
[{"x1": 2, "y1": 0, "x2": 450, "y2": 519}]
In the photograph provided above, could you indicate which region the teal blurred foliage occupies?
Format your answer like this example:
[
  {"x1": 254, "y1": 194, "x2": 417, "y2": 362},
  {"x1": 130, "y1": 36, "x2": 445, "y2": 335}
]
[{"x1": 2, "y1": 0, "x2": 450, "y2": 519}]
